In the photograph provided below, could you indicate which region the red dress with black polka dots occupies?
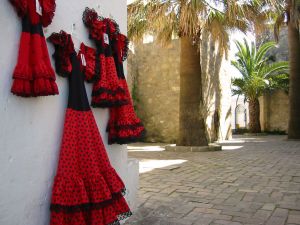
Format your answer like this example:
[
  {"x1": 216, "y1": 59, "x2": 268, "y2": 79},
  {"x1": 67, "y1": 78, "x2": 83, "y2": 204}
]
[
  {"x1": 81, "y1": 8, "x2": 128, "y2": 108},
  {"x1": 107, "y1": 31, "x2": 146, "y2": 145},
  {"x1": 82, "y1": 8, "x2": 145, "y2": 145},
  {"x1": 9, "y1": 0, "x2": 58, "y2": 97},
  {"x1": 48, "y1": 31, "x2": 132, "y2": 225}
]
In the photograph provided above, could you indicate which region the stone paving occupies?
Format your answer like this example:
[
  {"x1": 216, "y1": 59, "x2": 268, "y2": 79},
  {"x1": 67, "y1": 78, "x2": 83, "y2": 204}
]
[{"x1": 124, "y1": 135, "x2": 300, "y2": 225}]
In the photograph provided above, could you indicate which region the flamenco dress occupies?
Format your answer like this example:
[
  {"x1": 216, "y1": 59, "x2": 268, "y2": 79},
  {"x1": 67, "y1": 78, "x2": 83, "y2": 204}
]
[
  {"x1": 81, "y1": 8, "x2": 128, "y2": 108},
  {"x1": 48, "y1": 31, "x2": 131, "y2": 225},
  {"x1": 107, "y1": 30, "x2": 145, "y2": 145},
  {"x1": 9, "y1": 0, "x2": 58, "y2": 97}
]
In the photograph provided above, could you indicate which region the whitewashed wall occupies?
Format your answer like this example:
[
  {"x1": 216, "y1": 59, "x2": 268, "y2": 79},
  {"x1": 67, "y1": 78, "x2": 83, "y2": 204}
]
[{"x1": 0, "y1": 1, "x2": 138, "y2": 224}]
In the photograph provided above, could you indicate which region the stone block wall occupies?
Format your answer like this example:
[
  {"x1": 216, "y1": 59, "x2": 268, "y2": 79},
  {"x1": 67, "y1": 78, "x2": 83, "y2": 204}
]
[
  {"x1": 128, "y1": 37, "x2": 233, "y2": 143},
  {"x1": 128, "y1": 40, "x2": 180, "y2": 143},
  {"x1": 260, "y1": 90, "x2": 289, "y2": 132}
]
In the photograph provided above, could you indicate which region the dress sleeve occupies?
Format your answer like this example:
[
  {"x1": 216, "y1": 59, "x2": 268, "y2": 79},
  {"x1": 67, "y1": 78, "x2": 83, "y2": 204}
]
[
  {"x1": 41, "y1": 0, "x2": 56, "y2": 27},
  {"x1": 9, "y1": 0, "x2": 27, "y2": 17},
  {"x1": 48, "y1": 31, "x2": 74, "y2": 77}
]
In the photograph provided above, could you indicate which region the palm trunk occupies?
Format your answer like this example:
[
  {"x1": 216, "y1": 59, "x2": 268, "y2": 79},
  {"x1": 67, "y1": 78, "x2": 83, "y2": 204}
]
[
  {"x1": 249, "y1": 98, "x2": 261, "y2": 133},
  {"x1": 177, "y1": 36, "x2": 208, "y2": 146},
  {"x1": 288, "y1": 17, "x2": 300, "y2": 139}
]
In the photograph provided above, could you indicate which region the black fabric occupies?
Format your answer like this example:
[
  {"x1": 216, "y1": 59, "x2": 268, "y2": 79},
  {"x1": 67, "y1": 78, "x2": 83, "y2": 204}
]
[
  {"x1": 111, "y1": 38, "x2": 125, "y2": 79},
  {"x1": 91, "y1": 100, "x2": 129, "y2": 108},
  {"x1": 68, "y1": 53, "x2": 90, "y2": 111},
  {"x1": 50, "y1": 191, "x2": 125, "y2": 213},
  {"x1": 108, "y1": 130, "x2": 146, "y2": 145},
  {"x1": 22, "y1": 16, "x2": 44, "y2": 36}
]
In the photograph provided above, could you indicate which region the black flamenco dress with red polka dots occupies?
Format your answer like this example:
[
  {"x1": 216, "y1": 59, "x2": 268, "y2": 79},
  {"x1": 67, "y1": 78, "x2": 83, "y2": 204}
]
[{"x1": 48, "y1": 31, "x2": 131, "y2": 225}]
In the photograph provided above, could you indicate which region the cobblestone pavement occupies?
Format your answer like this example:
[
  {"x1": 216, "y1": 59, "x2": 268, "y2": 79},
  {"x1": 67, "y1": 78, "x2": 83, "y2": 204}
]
[{"x1": 124, "y1": 135, "x2": 300, "y2": 225}]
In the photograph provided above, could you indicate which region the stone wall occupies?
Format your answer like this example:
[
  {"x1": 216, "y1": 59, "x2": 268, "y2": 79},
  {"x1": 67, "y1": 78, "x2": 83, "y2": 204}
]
[
  {"x1": 128, "y1": 40, "x2": 180, "y2": 143},
  {"x1": 260, "y1": 90, "x2": 289, "y2": 132},
  {"x1": 128, "y1": 36, "x2": 232, "y2": 143}
]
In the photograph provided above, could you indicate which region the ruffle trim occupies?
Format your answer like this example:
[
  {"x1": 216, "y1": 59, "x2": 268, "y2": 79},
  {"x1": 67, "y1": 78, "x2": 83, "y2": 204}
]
[
  {"x1": 92, "y1": 87, "x2": 126, "y2": 97},
  {"x1": 48, "y1": 31, "x2": 74, "y2": 77},
  {"x1": 78, "y1": 43, "x2": 101, "y2": 83},
  {"x1": 41, "y1": 0, "x2": 56, "y2": 27},
  {"x1": 50, "y1": 189, "x2": 126, "y2": 213},
  {"x1": 110, "y1": 211, "x2": 133, "y2": 225},
  {"x1": 11, "y1": 77, "x2": 59, "y2": 97},
  {"x1": 106, "y1": 122, "x2": 144, "y2": 132},
  {"x1": 91, "y1": 100, "x2": 129, "y2": 108},
  {"x1": 51, "y1": 167, "x2": 125, "y2": 206},
  {"x1": 50, "y1": 199, "x2": 132, "y2": 225},
  {"x1": 108, "y1": 129, "x2": 146, "y2": 145}
]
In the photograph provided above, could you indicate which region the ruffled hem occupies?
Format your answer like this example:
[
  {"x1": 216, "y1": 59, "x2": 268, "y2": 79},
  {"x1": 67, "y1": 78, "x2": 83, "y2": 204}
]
[
  {"x1": 11, "y1": 78, "x2": 59, "y2": 97},
  {"x1": 32, "y1": 62, "x2": 56, "y2": 79},
  {"x1": 11, "y1": 78, "x2": 32, "y2": 97},
  {"x1": 106, "y1": 122, "x2": 144, "y2": 132},
  {"x1": 51, "y1": 167, "x2": 125, "y2": 206},
  {"x1": 92, "y1": 86, "x2": 126, "y2": 97},
  {"x1": 51, "y1": 197, "x2": 131, "y2": 225},
  {"x1": 91, "y1": 100, "x2": 129, "y2": 108},
  {"x1": 108, "y1": 129, "x2": 146, "y2": 145},
  {"x1": 13, "y1": 63, "x2": 32, "y2": 80},
  {"x1": 33, "y1": 77, "x2": 59, "y2": 96}
]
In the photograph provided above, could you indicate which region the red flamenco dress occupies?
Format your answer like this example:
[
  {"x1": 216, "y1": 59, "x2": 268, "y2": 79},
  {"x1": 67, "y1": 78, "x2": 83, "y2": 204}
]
[
  {"x1": 48, "y1": 31, "x2": 131, "y2": 225},
  {"x1": 9, "y1": 0, "x2": 58, "y2": 97},
  {"x1": 81, "y1": 8, "x2": 128, "y2": 108},
  {"x1": 107, "y1": 30, "x2": 145, "y2": 145}
]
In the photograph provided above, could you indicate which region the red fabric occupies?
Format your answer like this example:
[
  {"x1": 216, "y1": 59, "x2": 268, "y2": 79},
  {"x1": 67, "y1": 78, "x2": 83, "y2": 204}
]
[
  {"x1": 91, "y1": 56, "x2": 128, "y2": 106},
  {"x1": 78, "y1": 43, "x2": 99, "y2": 82},
  {"x1": 10, "y1": 0, "x2": 58, "y2": 97},
  {"x1": 107, "y1": 80, "x2": 145, "y2": 144},
  {"x1": 50, "y1": 109, "x2": 131, "y2": 225},
  {"x1": 78, "y1": 42, "x2": 128, "y2": 107},
  {"x1": 49, "y1": 31, "x2": 131, "y2": 225}
]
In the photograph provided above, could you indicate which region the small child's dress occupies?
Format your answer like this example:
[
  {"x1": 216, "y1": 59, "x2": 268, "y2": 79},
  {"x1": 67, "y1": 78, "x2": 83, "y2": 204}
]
[
  {"x1": 9, "y1": 0, "x2": 58, "y2": 97},
  {"x1": 48, "y1": 31, "x2": 131, "y2": 225}
]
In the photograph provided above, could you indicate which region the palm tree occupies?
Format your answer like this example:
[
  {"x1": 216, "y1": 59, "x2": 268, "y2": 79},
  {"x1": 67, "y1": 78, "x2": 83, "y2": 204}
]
[
  {"x1": 231, "y1": 39, "x2": 289, "y2": 133},
  {"x1": 128, "y1": 0, "x2": 268, "y2": 146},
  {"x1": 270, "y1": 0, "x2": 300, "y2": 139}
]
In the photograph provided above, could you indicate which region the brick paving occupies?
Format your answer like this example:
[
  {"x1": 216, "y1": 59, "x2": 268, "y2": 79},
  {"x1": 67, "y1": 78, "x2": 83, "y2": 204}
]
[{"x1": 124, "y1": 135, "x2": 300, "y2": 225}]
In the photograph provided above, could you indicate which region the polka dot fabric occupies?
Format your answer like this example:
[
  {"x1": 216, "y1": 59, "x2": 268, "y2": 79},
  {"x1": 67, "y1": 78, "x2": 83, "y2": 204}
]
[
  {"x1": 81, "y1": 8, "x2": 145, "y2": 144},
  {"x1": 107, "y1": 80, "x2": 145, "y2": 145},
  {"x1": 49, "y1": 31, "x2": 131, "y2": 225}
]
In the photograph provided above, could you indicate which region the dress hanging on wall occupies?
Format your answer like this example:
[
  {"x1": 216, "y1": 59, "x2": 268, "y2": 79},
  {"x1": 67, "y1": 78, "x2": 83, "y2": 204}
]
[
  {"x1": 107, "y1": 32, "x2": 145, "y2": 144},
  {"x1": 48, "y1": 31, "x2": 131, "y2": 225},
  {"x1": 9, "y1": 0, "x2": 58, "y2": 97},
  {"x1": 81, "y1": 10, "x2": 128, "y2": 108},
  {"x1": 81, "y1": 8, "x2": 145, "y2": 145}
]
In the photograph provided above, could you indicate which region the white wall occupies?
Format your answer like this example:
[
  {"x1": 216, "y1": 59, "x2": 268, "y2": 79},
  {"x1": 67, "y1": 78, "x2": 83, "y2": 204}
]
[{"x1": 0, "y1": 1, "x2": 138, "y2": 225}]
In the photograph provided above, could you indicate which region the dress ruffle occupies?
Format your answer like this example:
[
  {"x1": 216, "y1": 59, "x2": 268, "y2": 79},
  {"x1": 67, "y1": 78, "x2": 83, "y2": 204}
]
[
  {"x1": 51, "y1": 198, "x2": 131, "y2": 225},
  {"x1": 78, "y1": 43, "x2": 100, "y2": 83},
  {"x1": 41, "y1": 0, "x2": 56, "y2": 27},
  {"x1": 48, "y1": 31, "x2": 74, "y2": 77},
  {"x1": 51, "y1": 167, "x2": 125, "y2": 207},
  {"x1": 107, "y1": 81, "x2": 145, "y2": 144}
]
